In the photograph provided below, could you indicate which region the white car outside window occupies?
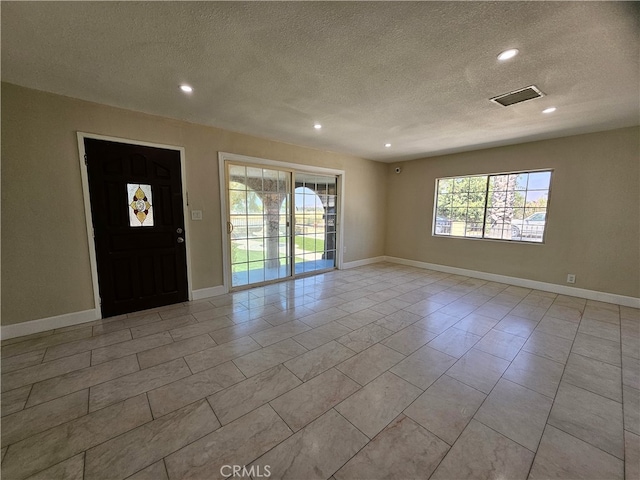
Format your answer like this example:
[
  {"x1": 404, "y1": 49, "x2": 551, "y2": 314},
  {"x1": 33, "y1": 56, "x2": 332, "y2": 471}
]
[{"x1": 511, "y1": 212, "x2": 546, "y2": 239}]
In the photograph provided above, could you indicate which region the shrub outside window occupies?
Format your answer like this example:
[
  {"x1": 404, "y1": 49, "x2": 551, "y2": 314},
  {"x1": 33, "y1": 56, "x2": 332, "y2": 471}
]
[{"x1": 434, "y1": 170, "x2": 552, "y2": 243}]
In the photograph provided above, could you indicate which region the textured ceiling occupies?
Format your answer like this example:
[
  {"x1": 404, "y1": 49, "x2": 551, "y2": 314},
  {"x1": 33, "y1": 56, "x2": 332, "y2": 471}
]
[{"x1": 2, "y1": 2, "x2": 639, "y2": 162}]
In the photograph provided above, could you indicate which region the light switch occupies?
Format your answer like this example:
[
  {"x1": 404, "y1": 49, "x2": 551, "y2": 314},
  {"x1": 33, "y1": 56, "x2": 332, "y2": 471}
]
[{"x1": 191, "y1": 210, "x2": 203, "y2": 221}]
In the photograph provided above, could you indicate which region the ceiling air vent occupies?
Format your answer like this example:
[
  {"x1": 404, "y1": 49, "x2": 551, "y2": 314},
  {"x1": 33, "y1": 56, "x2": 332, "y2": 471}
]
[{"x1": 490, "y1": 85, "x2": 544, "y2": 107}]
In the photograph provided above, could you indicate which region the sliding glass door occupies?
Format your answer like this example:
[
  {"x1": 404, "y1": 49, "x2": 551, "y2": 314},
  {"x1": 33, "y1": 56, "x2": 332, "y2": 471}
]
[
  {"x1": 227, "y1": 164, "x2": 291, "y2": 288},
  {"x1": 225, "y1": 162, "x2": 338, "y2": 289},
  {"x1": 294, "y1": 173, "x2": 337, "y2": 275}
]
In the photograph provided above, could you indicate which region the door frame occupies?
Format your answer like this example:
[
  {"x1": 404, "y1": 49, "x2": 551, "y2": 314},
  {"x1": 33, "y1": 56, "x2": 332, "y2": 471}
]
[
  {"x1": 218, "y1": 152, "x2": 345, "y2": 291},
  {"x1": 77, "y1": 132, "x2": 193, "y2": 318}
]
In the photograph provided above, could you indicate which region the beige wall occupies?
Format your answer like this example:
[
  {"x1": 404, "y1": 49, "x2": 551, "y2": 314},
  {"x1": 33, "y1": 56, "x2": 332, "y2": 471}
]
[
  {"x1": 1, "y1": 83, "x2": 387, "y2": 325},
  {"x1": 3, "y1": 82, "x2": 638, "y2": 327},
  {"x1": 385, "y1": 127, "x2": 640, "y2": 298}
]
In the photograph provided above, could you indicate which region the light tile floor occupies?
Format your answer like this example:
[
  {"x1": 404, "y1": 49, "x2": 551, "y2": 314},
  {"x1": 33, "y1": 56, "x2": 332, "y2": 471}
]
[{"x1": 1, "y1": 262, "x2": 639, "y2": 479}]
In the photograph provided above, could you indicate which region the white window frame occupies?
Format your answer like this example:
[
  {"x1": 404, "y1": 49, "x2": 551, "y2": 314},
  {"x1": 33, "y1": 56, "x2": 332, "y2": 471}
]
[{"x1": 432, "y1": 169, "x2": 553, "y2": 244}]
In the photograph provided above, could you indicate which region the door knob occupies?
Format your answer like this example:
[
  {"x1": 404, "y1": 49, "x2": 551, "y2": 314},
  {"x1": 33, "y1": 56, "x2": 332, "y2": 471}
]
[
  {"x1": 177, "y1": 237, "x2": 184, "y2": 244},
  {"x1": 177, "y1": 227, "x2": 183, "y2": 234}
]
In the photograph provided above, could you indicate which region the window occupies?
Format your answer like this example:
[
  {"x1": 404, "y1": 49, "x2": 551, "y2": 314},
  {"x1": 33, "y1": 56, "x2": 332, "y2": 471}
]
[{"x1": 434, "y1": 170, "x2": 552, "y2": 243}]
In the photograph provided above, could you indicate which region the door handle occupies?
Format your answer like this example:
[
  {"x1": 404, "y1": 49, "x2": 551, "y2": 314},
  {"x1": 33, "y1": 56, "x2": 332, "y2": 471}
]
[
  {"x1": 177, "y1": 237, "x2": 184, "y2": 244},
  {"x1": 177, "y1": 227, "x2": 183, "y2": 234},
  {"x1": 227, "y1": 222, "x2": 234, "y2": 234}
]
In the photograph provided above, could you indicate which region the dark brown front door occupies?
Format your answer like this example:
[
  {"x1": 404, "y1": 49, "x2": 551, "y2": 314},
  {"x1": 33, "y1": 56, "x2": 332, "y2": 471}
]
[{"x1": 85, "y1": 138, "x2": 188, "y2": 317}]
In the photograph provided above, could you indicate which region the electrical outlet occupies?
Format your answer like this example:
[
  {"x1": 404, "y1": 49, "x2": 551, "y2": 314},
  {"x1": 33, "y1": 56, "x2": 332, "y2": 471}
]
[
  {"x1": 566, "y1": 274, "x2": 576, "y2": 284},
  {"x1": 343, "y1": 245, "x2": 347, "y2": 253},
  {"x1": 191, "y1": 210, "x2": 202, "y2": 221}
]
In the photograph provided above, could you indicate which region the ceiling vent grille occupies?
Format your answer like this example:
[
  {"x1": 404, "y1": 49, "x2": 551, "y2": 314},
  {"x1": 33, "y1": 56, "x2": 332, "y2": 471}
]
[{"x1": 490, "y1": 85, "x2": 545, "y2": 107}]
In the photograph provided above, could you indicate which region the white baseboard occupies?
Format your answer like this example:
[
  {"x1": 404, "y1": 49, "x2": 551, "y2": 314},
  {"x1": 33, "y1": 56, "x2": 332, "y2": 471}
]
[
  {"x1": 384, "y1": 256, "x2": 640, "y2": 308},
  {"x1": 192, "y1": 285, "x2": 228, "y2": 300},
  {"x1": 2, "y1": 285, "x2": 227, "y2": 341},
  {"x1": 342, "y1": 256, "x2": 386, "y2": 269},
  {"x1": 1, "y1": 309, "x2": 100, "y2": 341},
  {"x1": 3, "y1": 259, "x2": 636, "y2": 341}
]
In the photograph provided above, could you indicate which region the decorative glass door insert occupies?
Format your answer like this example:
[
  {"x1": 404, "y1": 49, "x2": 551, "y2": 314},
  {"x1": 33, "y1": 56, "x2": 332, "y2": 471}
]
[{"x1": 127, "y1": 183, "x2": 154, "y2": 226}]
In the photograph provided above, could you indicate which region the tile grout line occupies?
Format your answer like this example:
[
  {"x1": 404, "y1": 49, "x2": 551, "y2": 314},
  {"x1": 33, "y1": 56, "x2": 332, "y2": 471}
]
[
  {"x1": 617, "y1": 304, "x2": 628, "y2": 466},
  {"x1": 561, "y1": 351, "x2": 623, "y2": 403},
  {"x1": 162, "y1": 457, "x2": 171, "y2": 480},
  {"x1": 3, "y1": 388, "x2": 127, "y2": 469},
  {"x1": 524, "y1": 305, "x2": 593, "y2": 478},
  {"x1": 474, "y1": 298, "x2": 554, "y2": 471},
  {"x1": 88, "y1": 395, "x2": 217, "y2": 477},
  {"x1": 22, "y1": 354, "x2": 142, "y2": 409},
  {"x1": 403, "y1": 372, "x2": 484, "y2": 449},
  {"x1": 425, "y1": 292, "x2": 552, "y2": 477},
  {"x1": 329, "y1": 407, "x2": 383, "y2": 476}
]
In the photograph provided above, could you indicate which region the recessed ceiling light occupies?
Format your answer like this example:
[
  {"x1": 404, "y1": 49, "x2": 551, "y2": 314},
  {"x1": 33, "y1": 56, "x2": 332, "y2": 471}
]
[
  {"x1": 314, "y1": 124, "x2": 322, "y2": 130},
  {"x1": 542, "y1": 107, "x2": 557, "y2": 114},
  {"x1": 497, "y1": 49, "x2": 519, "y2": 61},
  {"x1": 384, "y1": 143, "x2": 391, "y2": 148},
  {"x1": 180, "y1": 85, "x2": 193, "y2": 93}
]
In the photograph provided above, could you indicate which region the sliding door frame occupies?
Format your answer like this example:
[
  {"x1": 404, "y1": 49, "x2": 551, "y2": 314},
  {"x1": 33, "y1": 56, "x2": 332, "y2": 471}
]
[{"x1": 218, "y1": 152, "x2": 345, "y2": 291}]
